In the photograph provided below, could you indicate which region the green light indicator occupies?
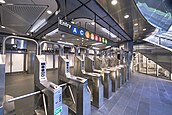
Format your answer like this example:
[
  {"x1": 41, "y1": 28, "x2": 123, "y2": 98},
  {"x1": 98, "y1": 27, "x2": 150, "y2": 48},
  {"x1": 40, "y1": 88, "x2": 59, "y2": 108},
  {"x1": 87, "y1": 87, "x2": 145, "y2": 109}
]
[
  {"x1": 102, "y1": 38, "x2": 105, "y2": 43},
  {"x1": 105, "y1": 39, "x2": 108, "y2": 44}
]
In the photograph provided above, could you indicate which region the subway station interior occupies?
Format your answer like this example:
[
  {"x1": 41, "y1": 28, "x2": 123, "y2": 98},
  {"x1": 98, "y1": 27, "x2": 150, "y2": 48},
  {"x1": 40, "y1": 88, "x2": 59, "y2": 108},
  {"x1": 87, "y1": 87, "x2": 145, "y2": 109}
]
[{"x1": 0, "y1": 0, "x2": 172, "y2": 115}]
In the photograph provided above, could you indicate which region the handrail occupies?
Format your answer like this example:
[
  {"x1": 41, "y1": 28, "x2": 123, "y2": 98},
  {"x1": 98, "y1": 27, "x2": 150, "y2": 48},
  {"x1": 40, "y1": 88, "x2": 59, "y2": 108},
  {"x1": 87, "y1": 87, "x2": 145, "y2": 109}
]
[
  {"x1": 155, "y1": 35, "x2": 172, "y2": 42},
  {"x1": 2, "y1": 36, "x2": 39, "y2": 55}
]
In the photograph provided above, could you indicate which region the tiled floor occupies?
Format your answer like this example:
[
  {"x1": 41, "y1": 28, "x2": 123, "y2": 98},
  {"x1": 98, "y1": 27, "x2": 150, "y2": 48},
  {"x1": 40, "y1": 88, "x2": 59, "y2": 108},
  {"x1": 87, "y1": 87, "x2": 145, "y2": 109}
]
[
  {"x1": 92, "y1": 72, "x2": 172, "y2": 115},
  {"x1": 5, "y1": 71, "x2": 172, "y2": 115}
]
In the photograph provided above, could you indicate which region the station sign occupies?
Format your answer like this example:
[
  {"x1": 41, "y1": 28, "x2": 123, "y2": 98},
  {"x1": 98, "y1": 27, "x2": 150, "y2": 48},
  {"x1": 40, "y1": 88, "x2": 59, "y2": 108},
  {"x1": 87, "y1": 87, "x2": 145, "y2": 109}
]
[{"x1": 58, "y1": 19, "x2": 108, "y2": 44}]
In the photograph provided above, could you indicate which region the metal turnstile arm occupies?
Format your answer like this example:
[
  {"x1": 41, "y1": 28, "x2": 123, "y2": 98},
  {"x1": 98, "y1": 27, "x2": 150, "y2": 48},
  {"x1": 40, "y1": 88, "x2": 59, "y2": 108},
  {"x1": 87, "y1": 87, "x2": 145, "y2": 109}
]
[
  {"x1": 87, "y1": 86, "x2": 92, "y2": 101},
  {"x1": 7, "y1": 91, "x2": 41, "y2": 103},
  {"x1": 42, "y1": 94, "x2": 48, "y2": 115},
  {"x1": 59, "y1": 83, "x2": 68, "y2": 87},
  {"x1": 68, "y1": 86, "x2": 76, "y2": 104}
]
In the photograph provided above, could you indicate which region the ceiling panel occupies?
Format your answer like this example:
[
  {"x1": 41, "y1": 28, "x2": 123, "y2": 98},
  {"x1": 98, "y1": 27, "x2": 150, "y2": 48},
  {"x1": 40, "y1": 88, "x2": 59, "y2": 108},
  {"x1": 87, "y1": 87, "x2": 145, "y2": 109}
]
[
  {"x1": 96, "y1": 0, "x2": 156, "y2": 41},
  {"x1": 86, "y1": 0, "x2": 107, "y2": 18},
  {"x1": 0, "y1": 0, "x2": 57, "y2": 35},
  {"x1": 3, "y1": 5, "x2": 47, "y2": 24}
]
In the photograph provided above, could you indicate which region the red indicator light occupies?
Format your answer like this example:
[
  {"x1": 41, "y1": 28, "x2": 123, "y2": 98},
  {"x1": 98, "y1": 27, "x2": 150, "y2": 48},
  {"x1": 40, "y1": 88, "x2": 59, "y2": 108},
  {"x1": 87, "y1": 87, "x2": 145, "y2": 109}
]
[
  {"x1": 95, "y1": 35, "x2": 98, "y2": 41},
  {"x1": 99, "y1": 37, "x2": 102, "y2": 42}
]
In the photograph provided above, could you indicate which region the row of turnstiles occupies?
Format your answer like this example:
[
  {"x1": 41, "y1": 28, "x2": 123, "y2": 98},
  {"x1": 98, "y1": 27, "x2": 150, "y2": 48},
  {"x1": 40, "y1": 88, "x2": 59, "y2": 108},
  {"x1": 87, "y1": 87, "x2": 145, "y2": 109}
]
[{"x1": 0, "y1": 36, "x2": 131, "y2": 115}]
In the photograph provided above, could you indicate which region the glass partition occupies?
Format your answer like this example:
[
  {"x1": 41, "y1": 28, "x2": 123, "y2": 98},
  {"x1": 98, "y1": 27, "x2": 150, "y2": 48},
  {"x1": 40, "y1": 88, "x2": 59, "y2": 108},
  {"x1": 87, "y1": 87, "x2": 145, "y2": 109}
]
[{"x1": 133, "y1": 52, "x2": 171, "y2": 80}]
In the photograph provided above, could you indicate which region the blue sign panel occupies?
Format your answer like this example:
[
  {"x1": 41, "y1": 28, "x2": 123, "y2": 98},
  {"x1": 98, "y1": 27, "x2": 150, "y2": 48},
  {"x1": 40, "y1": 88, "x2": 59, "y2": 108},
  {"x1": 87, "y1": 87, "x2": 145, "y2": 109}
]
[
  {"x1": 79, "y1": 29, "x2": 85, "y2": 36},
  {"x1": 72, "y1": 26, "x2": 78, "y2": 34}
]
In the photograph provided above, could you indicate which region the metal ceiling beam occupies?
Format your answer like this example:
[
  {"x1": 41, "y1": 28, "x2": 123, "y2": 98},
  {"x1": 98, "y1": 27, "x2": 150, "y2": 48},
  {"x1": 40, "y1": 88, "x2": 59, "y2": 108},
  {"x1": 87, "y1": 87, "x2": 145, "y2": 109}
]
[
  {"x1": 34, "y1": 0, "x2": 91, "y2": 38},
  {"x1": 77, "y1": 0, "x2": 131, "y2": 41}
]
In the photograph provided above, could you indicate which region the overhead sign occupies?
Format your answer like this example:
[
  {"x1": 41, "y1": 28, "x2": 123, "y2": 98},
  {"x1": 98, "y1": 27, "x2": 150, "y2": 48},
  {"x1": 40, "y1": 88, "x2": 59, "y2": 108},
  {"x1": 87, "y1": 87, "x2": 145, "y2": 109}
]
[{"x1": 58, "y1": 19, "x2": 108, "y2": 44}]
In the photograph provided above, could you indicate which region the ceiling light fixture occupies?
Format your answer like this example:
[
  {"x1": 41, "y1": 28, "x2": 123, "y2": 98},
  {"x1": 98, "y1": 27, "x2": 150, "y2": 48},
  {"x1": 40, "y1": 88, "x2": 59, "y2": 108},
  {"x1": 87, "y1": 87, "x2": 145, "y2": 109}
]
[
  {"x1": 82, "y1": 37, "x2": 84, "y2": 40},
  {"x1": 55, "y1": 10, "x2": 60, "y2": 15},
  {"x1": 26, "y1": 33, "x2": 29, "y2": 35},
  {"x1": 143, "y1": 28, "x2": 146, "y2": 31},
  {"x1": 91, "y1": 21, "x2": 95, "y2": 25},
  {"x1": 124, "y1": 15, "x2": 129, "y2": 19},
  {"x1": 92, "y1": 43, "x2": 102, "y2": 46},
  {"x1": 42, "y1": 36, "x2": 46, "y2": 39},
  {"x1": 60, "y1": 38, "x2": 62, "y2": 40},
  {"x1": 105, "y1": 46, "x2": 111, "y2": 49},
  {"x1": 111, "y1": 0, "x2": 117, "y2": 5},
  {"x1": 134, "y1": 23, "x2": 138, "y2": 26},
  {"x1": 77, "y1": 39, "x2": 79, "y2": 41},
  {"x1": 12, "y1": 33, "x2": 16, "y2": 35},
  {"x1": 0, "y1": 0, "x2": 5, "y2": 4},
  {"x1": 1, "y1": 25, "x2": 5, "y2": 29},
  {"x1": 57, "y1": 41, "x2": 74, "y2": 46},
  {"x1": 61, "y1": 34, "x2": 65, "y2": 38},
  {"x1": 92, "y1": 47, "x2": 100, "y2": 50},
  {"x1": 47, "y1": 10, "x2": 52, "y2": 14},
  {"x1": 102, "y1": 28, "x2": 117, "y2": 38},
  {"x1": 46, "y1": 28, "x2": 59, "y2": 36},
  {"x1": 30, "y1": 19, "x2": 47, "y2": 33},
  {"x1": 71, "y1": 21, "x2": 75, "y2": 24}
]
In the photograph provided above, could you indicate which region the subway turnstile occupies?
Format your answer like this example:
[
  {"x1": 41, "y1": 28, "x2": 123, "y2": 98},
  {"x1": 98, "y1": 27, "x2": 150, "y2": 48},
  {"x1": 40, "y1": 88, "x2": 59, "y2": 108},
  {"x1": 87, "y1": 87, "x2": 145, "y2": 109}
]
[
  {"x1": 34, "y1": 55, "x2": 67, "y2": 115},
  {"x1": 74, "y1": 56, "x2": 104, "y2": 108},
  {"x1": 85, "y1": 56, "x2": 112, "y2": 99},
  {"x1": 58, "y1": 55, "x2": 91, "y2": 115}
]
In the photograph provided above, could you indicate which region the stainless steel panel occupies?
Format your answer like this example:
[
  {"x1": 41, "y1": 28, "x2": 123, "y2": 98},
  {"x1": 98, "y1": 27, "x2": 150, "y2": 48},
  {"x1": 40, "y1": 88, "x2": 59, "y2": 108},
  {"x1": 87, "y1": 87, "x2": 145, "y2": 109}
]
[
  {"x1": 58, "y1": 55, "x2": 91, "y2": 115},
  {"x1": 27, "y1": 51, "x2": 36, "y2": 74},
  {"x1": 94, "y1": 57, "x2": 102, "y2": 70},
  {"x1": 117, "y1": 68, "x2": 121, "y2": 88},
  {"x1": 74, "y1": 56, "x2": 104, "y2": 108},
  {"x1": 86, "y1": 56, "x2": 112, "y2": 99},
  {"x1": 34, "y1": 55, "x2": 64, "y2": 115},
  {"x1": 110, "y1": 71, "x2": 118, "y2": 92},
  {"x1": 103, "y1": 72, "x2": 112, "y2": 99}
]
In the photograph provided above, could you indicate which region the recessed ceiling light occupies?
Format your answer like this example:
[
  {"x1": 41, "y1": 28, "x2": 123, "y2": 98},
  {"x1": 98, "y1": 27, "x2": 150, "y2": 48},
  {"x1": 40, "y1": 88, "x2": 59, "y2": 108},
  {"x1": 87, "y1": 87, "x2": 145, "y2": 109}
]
[
  {"x1": 12, "y1": 33, "x2": 16, "y2": 35},
  {"x1": 60, "y1": 38, "x2": 62, "y2": 40},
  {"x1": 143, "y1": 28, "x2": 146, "y2": 31},
  {"x1": 92, "y1": 43, "x2": 102, "y2": 46},
  {"x1": 111, "y1": 0, "x2": 117, "y2": 5},
  {"x1": 134, "y1": 23, "x2": 138, "y2": 26},
  {"x1": 55, "y1": 10, "x2": 60, "y2": 15},
  {"x1": 71, "y1": 21, "x2": 75, "y2": 24},
  {"x1": 61, "y1": 34, "x2": 65, "y2": 38},
  {"x1": 124, "y1": 15, "x2": 129, "y2": 19},
  {"x1": 0, "y1": 0, "x2": 5, "y2": 4},
  {"x1": 6, "y1": 3, "x2": 13, "y2": 5},
  {"x1": 47, "y1": 10, "x2": 52, "y2": 14},
  {"x1": 82, "y1": 37, "x2": 84, "y2": 40},
  {"x1": 105, "y1": 46, "x2": 111, "y2": 49},
  {"x1": 82, "y1": 40, "x2": 84, "y2": 42},
  {"x1": 26, "y1": 33, "x2": 30, "y2": 35},
  {"x1": 77, "y1": 39, "x2": 79, "y2": 41},
  {"x1": 1, "y1": 25, "x2": 5, "y2": 29},
  {"x1": 91, "y1": 21, "x2": 95, "y2": 25}
]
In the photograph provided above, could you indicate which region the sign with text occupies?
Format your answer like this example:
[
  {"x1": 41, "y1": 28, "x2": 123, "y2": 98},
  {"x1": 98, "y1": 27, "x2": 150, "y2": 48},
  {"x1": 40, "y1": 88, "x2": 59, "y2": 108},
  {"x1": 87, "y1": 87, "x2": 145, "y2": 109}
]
[{"x1": 58, "y1": 19, "x2": 108, "y2": 44}]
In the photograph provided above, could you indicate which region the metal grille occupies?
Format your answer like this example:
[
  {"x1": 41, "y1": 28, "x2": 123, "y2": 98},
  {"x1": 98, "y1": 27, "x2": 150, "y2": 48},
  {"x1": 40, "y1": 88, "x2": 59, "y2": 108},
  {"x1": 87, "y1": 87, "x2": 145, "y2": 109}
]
[
  {"x1": 3, "y1": 5, "x2": 47, "y2": 24},
  {"x1": 0, "y1": 4, "x2": 47, "y2": 34}
]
